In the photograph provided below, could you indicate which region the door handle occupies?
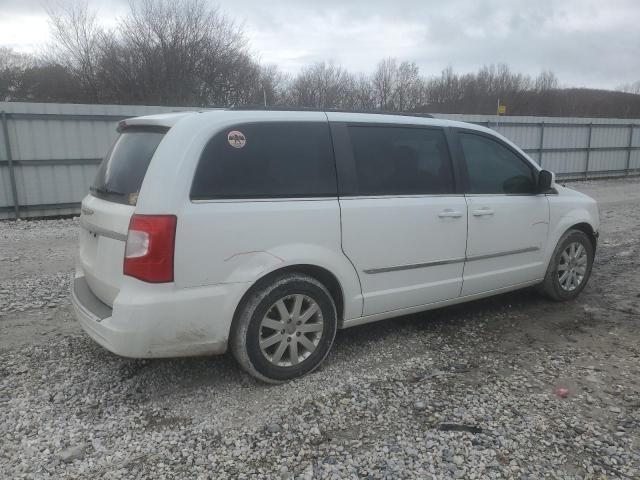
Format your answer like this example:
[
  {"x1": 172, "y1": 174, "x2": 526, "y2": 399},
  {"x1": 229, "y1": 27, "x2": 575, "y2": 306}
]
[
  {"x1": 438, "y1": 209, "x2": 463, "y2": 218},
  {"x1": 472, "y1": 208, "x2": 494, "y2": 216}
]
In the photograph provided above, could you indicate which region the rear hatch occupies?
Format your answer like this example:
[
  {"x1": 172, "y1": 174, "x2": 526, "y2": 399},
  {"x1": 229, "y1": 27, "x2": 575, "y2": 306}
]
[{"x1": 79, "y1": 127, "x2": 167, "y2": 306}]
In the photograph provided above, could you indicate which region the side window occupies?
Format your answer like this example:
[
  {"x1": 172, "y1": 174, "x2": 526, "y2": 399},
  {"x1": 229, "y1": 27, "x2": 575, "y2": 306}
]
[
  {"x1": 190, "y1": 122, "x2": 337, "y2": 199},
  {"x1": 459, "y1": 132, "x2": 536, "y2": 194},
  {"x1": 347, "y1": 126, "x2": 454, "y2": 195}
]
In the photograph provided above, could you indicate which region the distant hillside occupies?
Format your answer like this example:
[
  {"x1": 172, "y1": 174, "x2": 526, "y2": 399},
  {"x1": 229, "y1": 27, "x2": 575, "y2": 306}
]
[{"x1": 417, "y1": 88, "x2": 640, "y2": 118}]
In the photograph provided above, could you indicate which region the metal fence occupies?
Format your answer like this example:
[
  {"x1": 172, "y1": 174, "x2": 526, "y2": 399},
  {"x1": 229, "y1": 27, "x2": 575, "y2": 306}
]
[
  {"x1": 0, "y1": 102, "x2": 201, "y2": 219},
  {"x1": 1, "y1": 102, "x2": 639, "y2": 219},
  {"x1": 439, "y1": 113, "x2": 640, "y2": 181}
]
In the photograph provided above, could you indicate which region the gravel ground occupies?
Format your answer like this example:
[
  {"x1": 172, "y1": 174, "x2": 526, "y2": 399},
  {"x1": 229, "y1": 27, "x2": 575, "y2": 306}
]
[{"x1": 1, "y1": 177, "x2": 639, "y2": 479}]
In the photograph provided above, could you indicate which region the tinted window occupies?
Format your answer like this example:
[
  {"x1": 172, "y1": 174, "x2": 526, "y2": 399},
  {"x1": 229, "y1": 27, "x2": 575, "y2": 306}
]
[
  {"x1": 191, "y1": 122, "x2": 336, "y2": 199},
  {"x1": 459, "y1": 132, "x2": 535, "y2": 194},
  {"x1": 347, "y1": 126, "x2": 454, "y2": 195},
  {"x1": 92, "y1": 129, "x2": 166, "y2": 205}
]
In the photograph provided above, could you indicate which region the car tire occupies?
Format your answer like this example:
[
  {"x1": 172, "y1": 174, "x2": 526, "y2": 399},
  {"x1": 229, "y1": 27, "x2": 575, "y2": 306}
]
[
  {"x1": 538, "y1": 229, "x2": 594, "y2": 302},
  {"x1": 230, "y1": 273, "x2": 338, "y2": 384}
]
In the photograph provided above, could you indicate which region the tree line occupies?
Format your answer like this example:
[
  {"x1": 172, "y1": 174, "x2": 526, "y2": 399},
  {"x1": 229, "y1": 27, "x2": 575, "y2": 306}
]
[{"x1": 1, "y1": 0, "x2": 640, "y2": 118}]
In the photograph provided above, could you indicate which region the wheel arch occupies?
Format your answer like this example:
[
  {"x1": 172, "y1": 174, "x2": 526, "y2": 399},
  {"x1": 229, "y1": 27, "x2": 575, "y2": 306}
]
[
  {"x1": 569, "y1": 222, "x2": 598, "y2": 251},
  {"x1": 545, "y1": 205, "x2": 598, "y2": 263},
  {"x1": 538, "y1": 221, "x2": 596, "y2": 301},
  {"x1": 232, "y1": 264, "x2": 346, "y2": 327}
]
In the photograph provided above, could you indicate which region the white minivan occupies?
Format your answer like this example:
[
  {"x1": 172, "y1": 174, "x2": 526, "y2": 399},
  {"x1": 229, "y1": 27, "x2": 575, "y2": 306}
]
[{"x1": 72, "y1": 110, "x2": 599, "y2": 383}]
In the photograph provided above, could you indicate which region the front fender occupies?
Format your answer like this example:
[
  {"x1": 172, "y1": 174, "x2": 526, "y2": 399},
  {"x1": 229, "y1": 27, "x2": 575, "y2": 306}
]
[{"x1": 545, "y1": 206, "x2": 598, "y2": 263}]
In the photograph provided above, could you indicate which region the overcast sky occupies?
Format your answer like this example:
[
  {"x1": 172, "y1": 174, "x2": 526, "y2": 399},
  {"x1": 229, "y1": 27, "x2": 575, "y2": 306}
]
[{"x1": 1, "y1": 0, "x2": 639, "y2": 89}]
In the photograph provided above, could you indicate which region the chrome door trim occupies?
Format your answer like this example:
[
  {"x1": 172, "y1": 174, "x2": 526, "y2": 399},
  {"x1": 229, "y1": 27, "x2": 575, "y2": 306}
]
[
  {"x1": 362, "y1": 246, "x2": 540, "y2": 274},
  {"x1": 79, "y1": 217, "x2": 127, "y2": 242},
  {"x1": 466, "y1": 246, "x2": 540, "y2": 262},
  {"x1": 363, "y1": 257, "x2": 466, "y2": 274}
]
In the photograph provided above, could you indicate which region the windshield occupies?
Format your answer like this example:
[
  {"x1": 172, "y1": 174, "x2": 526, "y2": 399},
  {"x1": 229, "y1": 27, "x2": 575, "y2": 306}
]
[{"x1": 91, "y1": 128, "x2": 167, "y2": 205}]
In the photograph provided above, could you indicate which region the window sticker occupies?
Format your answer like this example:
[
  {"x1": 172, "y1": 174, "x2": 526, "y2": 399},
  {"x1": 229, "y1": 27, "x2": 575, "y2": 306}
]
[{"x1": 227, "y1": 130, "x2": 246, "y2": 149}]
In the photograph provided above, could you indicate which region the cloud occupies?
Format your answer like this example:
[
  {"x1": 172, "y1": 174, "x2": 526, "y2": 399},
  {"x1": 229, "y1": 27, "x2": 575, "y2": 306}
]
[{"x1": 0, "y1": 0, "x2": 638, "y2": 89}]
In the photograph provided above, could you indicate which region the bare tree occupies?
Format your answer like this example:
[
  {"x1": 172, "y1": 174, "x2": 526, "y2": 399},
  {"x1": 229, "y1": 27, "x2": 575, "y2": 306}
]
[
  {"x1": 16, "y1": 64, "x2": 84, "y2": 102},
  {"x1": 0, "y1": 47, "x2": 32, "y2": 70},
  {"x1": 372, "y1": 57, "x2": 398, "y2": 110},
  {"x1": 338, "y1": 73, "x2": 376, "y2": 110},
  {"x1": 353, "y1": 74, "x2": 377, "y2": 110},
  {"x1": 13, "y1": 4, "x2": 640, "y2": 117},
  {"x1": 255, "y1": 64, "x2": 287, "y2": 107},
  {"x1": 618, "y1": 80, "x2": 640, "y2": 95},
  {"x1": 425, "y1": 66, "x2": 464, "y2": 107},
  {"x1": 287, "y1": 62, "x2": 353, "y2": 109},
  {"x1": 0, "y1": 48, "x2": 34, "y2": 100},
  {"x1": 114, "y1": 0, "x2": 250, "y2": 106},
  {"x1": 394, "y1": 61, "x2": 421, "y2": 111},
  {"x1": 535, "y1": 70, "x2": 559, "y2": 92},
  {"x1": 46, "y1": 0, "x2": 103, "y2": 102}
]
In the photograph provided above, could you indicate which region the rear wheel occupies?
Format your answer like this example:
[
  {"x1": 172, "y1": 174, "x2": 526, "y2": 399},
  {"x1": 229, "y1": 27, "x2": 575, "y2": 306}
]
[
  {"x1": 539, "y1": 229, "x2": 594, "y2": 301},
  {"x1": 230, "y1": 273, "x2": 337, "y2": 383}
]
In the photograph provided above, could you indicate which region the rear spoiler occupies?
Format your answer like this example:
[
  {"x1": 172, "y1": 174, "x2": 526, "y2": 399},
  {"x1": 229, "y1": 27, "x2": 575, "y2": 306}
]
[{"x1": 117, "y1": 112, "x2": 196, "y2": 131}]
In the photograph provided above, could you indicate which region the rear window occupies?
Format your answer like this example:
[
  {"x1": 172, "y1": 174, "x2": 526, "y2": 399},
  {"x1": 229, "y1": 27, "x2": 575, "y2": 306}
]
[
  {"x1": 91, "y1": 128, "x2": 167, "y2": 205},
  {"x1": 190, "y1": 122, "x2": 337, "y2": 199}
]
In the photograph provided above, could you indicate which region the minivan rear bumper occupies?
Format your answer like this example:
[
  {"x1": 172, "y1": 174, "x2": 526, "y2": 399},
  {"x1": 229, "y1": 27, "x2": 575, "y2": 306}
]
[{"x1": 71, "y1": 272, "x2": 245, "y2": 358}]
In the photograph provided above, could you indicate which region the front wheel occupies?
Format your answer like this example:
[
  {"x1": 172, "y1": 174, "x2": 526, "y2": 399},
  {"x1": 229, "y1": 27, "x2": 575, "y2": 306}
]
[
  {"x1": 538, "y1": 229, "x2": 594, "y2": 301},
  {"x1": 230, "y1": 273, "x2": 337, "y2": 383}
]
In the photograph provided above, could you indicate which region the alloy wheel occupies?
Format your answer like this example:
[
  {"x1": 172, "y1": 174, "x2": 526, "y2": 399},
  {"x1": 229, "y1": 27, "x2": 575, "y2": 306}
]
[
  {"x1": 557, "y1": 241, "x2": 588, "y2": 292},
  {"x1": 258, "y1": 294, "x2": 324, "y2": 366}
]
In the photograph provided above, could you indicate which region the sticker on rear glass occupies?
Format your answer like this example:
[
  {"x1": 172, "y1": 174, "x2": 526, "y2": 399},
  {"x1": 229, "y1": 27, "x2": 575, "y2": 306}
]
[{"x1": 228, "y1": 130, "x2": 246, "y2": 148}]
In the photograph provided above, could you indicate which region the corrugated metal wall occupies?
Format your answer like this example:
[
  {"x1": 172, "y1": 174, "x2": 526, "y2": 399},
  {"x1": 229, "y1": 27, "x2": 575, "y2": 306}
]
[
  {"x1": 0, "y1": 102, "x2": 202, "y2": 219},
  {"x1": 439, "y1": 113, "x2": 640, "y2": 178},
  {"x1": 1, "y1": 102, "x2": 639, "y2": 219}
]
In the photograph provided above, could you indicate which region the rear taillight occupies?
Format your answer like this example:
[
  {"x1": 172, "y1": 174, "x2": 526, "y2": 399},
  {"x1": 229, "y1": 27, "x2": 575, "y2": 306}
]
[{"x1": 124, "y1": 214, "x2": 177, "y2": 283}]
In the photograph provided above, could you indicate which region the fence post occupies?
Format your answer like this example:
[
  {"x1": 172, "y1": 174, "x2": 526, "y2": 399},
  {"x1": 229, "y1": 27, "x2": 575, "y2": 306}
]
[
  {"x1": 539, "y1": 122, "x2": 545, "y2": 167},
  {"x1": 584, "y1": 122, "x2": 593, "y2": 179},
  {"x1": 625, "y1": 124, "x2": 634, "y2": 176},
  {"x1": 1, "y1": 111, "x2": 20, "y2": 219}
]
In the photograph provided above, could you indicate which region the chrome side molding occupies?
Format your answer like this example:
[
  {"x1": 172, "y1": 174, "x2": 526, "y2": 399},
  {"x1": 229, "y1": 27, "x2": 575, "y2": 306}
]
[
  {"x1": 363, "y1": 257, "x2": 465, "y2": 274},
  {"x1": 466, "y1": 246, "x2": 540, "y2": 262},
  {"x1": 363, "y1": 246, "x2": 540, "y2": 274}
]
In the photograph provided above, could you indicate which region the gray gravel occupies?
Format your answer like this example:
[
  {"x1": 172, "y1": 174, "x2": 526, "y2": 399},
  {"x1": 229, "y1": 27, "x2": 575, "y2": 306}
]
[
  {"x1": 0, "y1": 217, "x2": 77, "y2": 315},
  {"x1": 0, "y1": 272, "x2": 70, "y2": 313},
  {"x1": 1, "y1": 178, "x2": 639, "y2": 479}
]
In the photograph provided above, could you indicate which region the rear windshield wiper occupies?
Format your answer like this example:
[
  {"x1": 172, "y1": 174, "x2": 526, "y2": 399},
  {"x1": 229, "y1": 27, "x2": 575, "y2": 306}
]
[{"x1": 91, "y1": 186, "x2": 126, "y2": 197}]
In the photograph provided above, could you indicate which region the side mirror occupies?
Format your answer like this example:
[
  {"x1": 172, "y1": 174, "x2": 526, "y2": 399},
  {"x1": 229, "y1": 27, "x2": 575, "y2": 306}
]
[{"x1": 537, "y1": 169, "x2": 554, "y2": 193}]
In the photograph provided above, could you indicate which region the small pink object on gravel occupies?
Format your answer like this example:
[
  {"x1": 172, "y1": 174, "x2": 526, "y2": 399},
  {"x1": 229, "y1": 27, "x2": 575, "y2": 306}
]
[{"x1": 555, "y1": 387, "x2": 569, "y2": 398}]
